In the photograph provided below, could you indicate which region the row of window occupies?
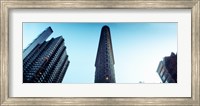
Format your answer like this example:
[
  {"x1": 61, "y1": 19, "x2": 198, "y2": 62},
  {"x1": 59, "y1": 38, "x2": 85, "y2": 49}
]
[
  {"x1": 33, "y1": 38, "x2": 66, "y2": 83},
  {"x1": 47, "y1": 51, "x2": 68, "y2": 83},
  {"x1": 23, "y1": 37, "x2": 69, "y2": 83}
]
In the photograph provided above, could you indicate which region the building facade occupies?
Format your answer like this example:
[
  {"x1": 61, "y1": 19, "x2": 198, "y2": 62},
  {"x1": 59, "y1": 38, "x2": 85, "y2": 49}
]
[
  {"x1": 23, "y1": 27, "x2": 70, "y2": 83},
  {"x1": 23, "y1": 27, "x2": 53, "y2": 59},
  {"x1": 156, "y1": 52, "x2": 177, "y2": 83},
  {"x1": 95, "y1": 25, "x2": 116, "y2": 83}
]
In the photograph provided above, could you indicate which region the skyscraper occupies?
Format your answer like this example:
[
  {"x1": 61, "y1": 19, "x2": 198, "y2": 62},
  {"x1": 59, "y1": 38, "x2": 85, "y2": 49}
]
[
  {"x1": 23, "y1": 27, "x2": 70, "y2": 83},
  {"x1": 156, "y1": 52, "x2": 177, "y2": 83},
  {"x1": 23, "y1": 27, "x2": 53, "y2": 59},
  {"x1": 95, "y1": 25, "x2": 116, "y2": 83}
]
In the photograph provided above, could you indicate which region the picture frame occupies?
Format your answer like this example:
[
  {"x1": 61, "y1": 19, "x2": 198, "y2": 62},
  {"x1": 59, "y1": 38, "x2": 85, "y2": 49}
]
[{"x1": 0, "y1": 0, "x2": 199, "y2": 105}]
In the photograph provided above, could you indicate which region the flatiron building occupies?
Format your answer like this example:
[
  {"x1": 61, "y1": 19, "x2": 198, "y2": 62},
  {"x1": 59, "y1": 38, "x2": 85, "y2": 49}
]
[
  {"x1": 23, "y1": 27, "x2": 70, "y2": 83},
  {"x1": 95, "y1": 25, "x2": 116, "y2": 83}
]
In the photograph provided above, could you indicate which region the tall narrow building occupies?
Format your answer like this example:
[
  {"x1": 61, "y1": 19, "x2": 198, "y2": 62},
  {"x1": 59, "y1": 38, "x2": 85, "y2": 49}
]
[
  {"x1": 23, "y1": 27, "x2": 70, "y2": 83},
  {"x1": 95, "y1": 25, "x2": 116, "y2": 83}
]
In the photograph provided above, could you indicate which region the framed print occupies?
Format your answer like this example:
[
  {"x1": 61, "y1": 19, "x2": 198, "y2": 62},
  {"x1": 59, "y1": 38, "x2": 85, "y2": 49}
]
[
  {"x1": 1, "y1": 0, "x2": 199, "y2": 106},
  {"x1": 10, "y1": 9, "x2": 190, "y2": 97}
]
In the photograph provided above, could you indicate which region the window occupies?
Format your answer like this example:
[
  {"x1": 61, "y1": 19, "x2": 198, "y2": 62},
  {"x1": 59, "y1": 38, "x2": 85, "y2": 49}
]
[
  {"x1": 106, "y1": 64, "x2": 108, "y2": 68},
  {"x1": 162, "y1": 73, "x2": 169, "y2": 82},
  {"x1": 160, "y1": 67, "x2": 165, "y2": 77},
  {"x1": 105, "y1": 75, "x2": 109, "y2": 80}
]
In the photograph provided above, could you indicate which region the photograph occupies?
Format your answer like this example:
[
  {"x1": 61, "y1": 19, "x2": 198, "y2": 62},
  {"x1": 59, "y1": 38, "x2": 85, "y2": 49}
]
[
  {"x1": 1, "y1": 0, "x2": 199, "y2": 105},
  {"x1": 23, "y1": 22, "x2": 177, "y2": 83}
]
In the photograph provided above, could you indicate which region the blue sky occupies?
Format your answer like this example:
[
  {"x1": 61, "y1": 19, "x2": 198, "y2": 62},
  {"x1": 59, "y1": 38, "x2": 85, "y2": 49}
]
[{"x1": 23, "y1": 23, "x2": 177, "y2": 83}]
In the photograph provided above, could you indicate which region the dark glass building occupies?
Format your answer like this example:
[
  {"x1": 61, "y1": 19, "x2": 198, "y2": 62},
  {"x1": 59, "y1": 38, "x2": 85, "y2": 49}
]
[
  {"x1": 23, "y1": 27, "x2": 70, "y2": 83},
  {"x1": 95, "y1": 25, "x2": 116, "y2": 83},
  {"x1": 156, "y1": 52, "x2": 177, "y2": 83},
  {"x1": 23, "y1": 27, "x2": 53, "y2": 59}
]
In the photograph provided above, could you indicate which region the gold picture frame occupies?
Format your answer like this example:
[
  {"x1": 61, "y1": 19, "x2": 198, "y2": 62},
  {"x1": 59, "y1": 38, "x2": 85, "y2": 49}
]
[{"x1": 1, "y1": 0, "x2": 199, "y2": 105}]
